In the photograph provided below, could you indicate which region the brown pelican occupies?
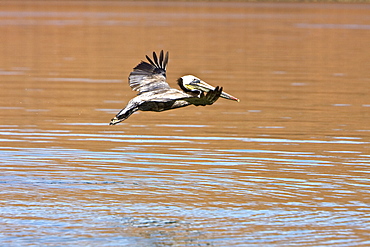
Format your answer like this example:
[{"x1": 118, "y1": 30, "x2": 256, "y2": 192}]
[{"x1": 110, "y1": 50, "x2": 239, "y2": 125}]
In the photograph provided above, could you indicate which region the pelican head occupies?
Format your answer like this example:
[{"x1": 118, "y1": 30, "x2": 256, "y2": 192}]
[{"x1": 178, "y1": 75, "x2": 239, "y2": 102}]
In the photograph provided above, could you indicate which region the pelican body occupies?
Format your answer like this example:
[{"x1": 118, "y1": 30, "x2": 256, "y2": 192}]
[{"x1": 110, "y1": 51, "x2": 239, "y2": 125}]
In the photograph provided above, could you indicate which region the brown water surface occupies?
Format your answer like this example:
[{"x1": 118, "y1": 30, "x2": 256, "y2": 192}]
[{"x1": 0, "y1": 1, "x2": 369, "y2": 246}]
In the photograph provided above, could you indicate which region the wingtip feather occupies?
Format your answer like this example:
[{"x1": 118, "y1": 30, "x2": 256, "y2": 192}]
[{"x1": 152, "y1": 51, "x2": 159, "y2": 67}]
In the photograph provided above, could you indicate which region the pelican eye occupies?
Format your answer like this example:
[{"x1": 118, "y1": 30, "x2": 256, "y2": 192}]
[{"x1": 191, "y1": 79, "x2": 200, "y2": 84}]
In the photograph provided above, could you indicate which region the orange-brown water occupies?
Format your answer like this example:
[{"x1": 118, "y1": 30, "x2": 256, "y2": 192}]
[{"x1": 1, "y1": 1, "x2": 369, "y2": 246}]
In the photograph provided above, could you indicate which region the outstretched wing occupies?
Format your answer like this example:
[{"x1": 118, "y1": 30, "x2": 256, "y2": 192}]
[
  {"x1": 184, "y1": 86, "x2": 223, "y2": 106},
  {"x1": 128, "y1": 50, "x2": 171, "y2": 94}
]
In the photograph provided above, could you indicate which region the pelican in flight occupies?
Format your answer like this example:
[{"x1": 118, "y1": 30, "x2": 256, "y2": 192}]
[{"x1": 110, "y1": 50, "x2": 239, "y2": 125}]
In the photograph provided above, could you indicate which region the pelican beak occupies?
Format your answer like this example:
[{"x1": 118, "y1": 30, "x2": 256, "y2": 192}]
[{"x1": 190, "y1": 79, "x2": 240, "y2": 102}]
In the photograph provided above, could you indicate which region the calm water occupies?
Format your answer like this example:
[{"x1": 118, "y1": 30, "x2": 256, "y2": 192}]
[{"x1": 1, "y1": 1, "x2": 369, "y2": 246}]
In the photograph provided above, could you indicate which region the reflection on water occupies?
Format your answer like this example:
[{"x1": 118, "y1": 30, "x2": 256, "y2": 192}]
[
  {"x1": 1, "y1": 124, "x2": 369, "y2": 246},
  {"x1": 1, "y1": 1, "x2": 370, "y2": 246}
]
